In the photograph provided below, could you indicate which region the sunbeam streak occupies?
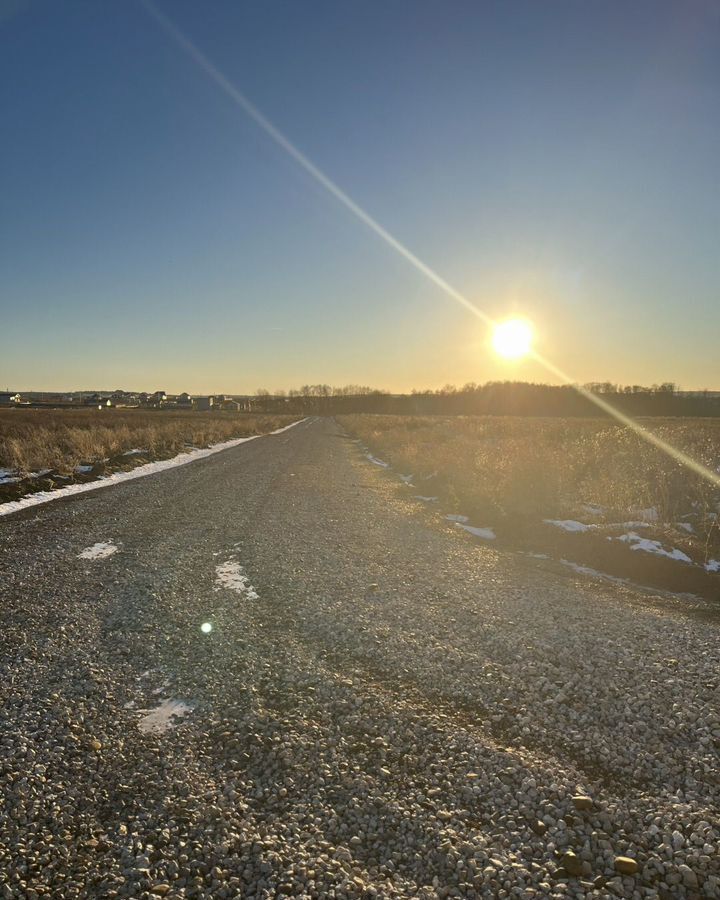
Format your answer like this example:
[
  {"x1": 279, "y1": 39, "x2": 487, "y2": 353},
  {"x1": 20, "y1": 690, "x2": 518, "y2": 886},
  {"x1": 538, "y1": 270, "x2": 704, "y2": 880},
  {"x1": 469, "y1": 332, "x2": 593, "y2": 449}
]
[
  {"x1": 140, "y1": 0, "x2": 491, "y2": 328},
  {"x1": 535, "y1": 351, "x2": 720, "y2": 490},
  {"x1": 142, "y1": 0, "x2": 720, "y2": 493}
]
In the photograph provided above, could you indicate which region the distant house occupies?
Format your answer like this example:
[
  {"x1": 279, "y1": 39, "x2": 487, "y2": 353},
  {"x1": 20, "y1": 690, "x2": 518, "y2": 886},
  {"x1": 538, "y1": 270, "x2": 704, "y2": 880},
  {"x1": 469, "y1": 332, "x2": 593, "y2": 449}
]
[
  {"x1": 177, "y1": 392, "x2": 193, "y2": 407},
  {"x1": 151, "y1": 390, "x2": 167, "y2": 405},
  {"x1": 194, "y1": 396, "x2": 213, "y2": 411},
  {"x1": 221, "y1": 400, "x2": 241, "y2": 411},
  {"x1": 0, "y1": 392, "x2": 20, "y2": 406},
  {"x1": 83, "y1": 394, "x2": 112, "y2": 407},
  {"x1": 110, "y1": 390, "x2": 139, "y2": 407}
]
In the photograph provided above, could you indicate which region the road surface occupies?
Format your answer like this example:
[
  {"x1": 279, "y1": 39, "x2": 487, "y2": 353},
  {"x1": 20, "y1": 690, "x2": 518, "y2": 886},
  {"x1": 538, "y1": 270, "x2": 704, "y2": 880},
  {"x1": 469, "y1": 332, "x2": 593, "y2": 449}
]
[{"x1": 0, "y1": 417, "x2": 718, "y2": 899}]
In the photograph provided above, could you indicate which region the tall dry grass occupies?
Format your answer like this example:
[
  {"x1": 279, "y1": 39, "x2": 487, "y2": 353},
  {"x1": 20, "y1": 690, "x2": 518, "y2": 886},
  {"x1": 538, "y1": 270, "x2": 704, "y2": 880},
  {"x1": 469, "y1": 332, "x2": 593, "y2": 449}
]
[
  {"x1": 339, "y1": 414, "x2": 720, "y2": 529},
  {"x1": 0, "y1": 409, "x2": 298, "y2": 474}
]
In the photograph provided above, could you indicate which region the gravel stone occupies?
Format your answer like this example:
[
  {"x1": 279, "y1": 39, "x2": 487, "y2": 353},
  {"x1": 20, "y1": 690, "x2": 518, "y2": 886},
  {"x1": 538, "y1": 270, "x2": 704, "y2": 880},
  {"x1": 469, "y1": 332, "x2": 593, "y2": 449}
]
[{"x1": 0, "y1": 418, "x2": 718, "y2": 899}]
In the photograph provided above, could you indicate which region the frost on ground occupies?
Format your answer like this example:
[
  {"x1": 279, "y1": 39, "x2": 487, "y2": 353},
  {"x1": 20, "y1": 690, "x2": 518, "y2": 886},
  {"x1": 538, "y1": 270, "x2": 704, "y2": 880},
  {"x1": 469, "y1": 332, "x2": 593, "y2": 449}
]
[
  {"x1": 580, "y1": 503, "x2": 605, "y2": 516},
  {"x1": 618, "y1": 532, "x2": 692, "y2": 563},
  {"x1": 77, "y1": 541, "x2": 118, "y2": 560},
  {"x1": 635, "y1": 506, "x2": 660, "y2": 522},
  {"x1": 544, "y1": 519, "x2": 594, "y2": 533},
  {"x1": 456, "y1": 523, "x2": 496, "y2": 540},
  {"x1": 561, "y1": 559, "x2": 628, "y2": 586},
  {"x1": 138, "y1": 699, "x2": 194, "y2": 734},
  {"x1": 151, "y1": 680, "x2": 171, "y2": 696},
  {"x1": 215, "y1": 560, "x2": 259, "y2": 599}
]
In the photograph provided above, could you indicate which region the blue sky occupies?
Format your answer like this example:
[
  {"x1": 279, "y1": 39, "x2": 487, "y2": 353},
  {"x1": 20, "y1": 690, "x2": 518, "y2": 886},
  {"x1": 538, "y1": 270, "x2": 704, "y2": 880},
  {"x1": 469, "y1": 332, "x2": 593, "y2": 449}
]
[{"x1": 2, "y1": 0, "x2": 719, "y2": 392}]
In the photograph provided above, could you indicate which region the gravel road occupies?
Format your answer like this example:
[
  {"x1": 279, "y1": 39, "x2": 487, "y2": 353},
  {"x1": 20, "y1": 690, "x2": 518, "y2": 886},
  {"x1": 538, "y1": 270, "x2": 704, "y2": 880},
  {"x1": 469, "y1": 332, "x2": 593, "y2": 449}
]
[{"x1": 1, "y1": 417, "x2": 718, "y2": 899}]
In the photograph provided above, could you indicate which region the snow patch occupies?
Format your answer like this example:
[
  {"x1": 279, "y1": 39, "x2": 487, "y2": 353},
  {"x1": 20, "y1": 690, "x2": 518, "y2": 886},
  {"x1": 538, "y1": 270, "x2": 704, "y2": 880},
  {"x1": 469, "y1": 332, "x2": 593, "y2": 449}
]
[
  {"x1": 634, "y1": 506, "x2": 659, "y2": 523},
  {"x1": 544, "y1": 519, "x2": 593, "y2": 533},
  {"x1": 78, "y1": 541, "x2": 118, "y2": 560},
  {"x1": 138, "y1": 699, "x2": 194, "y2": 734},
  {"x1": 705, "y1": 559, "x2": 720, "y2": 573},
  {"x1": 561, "y1": 559, "x2": 628, "y2": 585},
  {"x1": 0, "y1": 418, "x2": 307, "y2": 518},
  {"x1": 610, "y1": 521, "x2": 652, "y2": 529},
  {"x1": 414, "y1": 495, "x2": 438, "y2": 503},
  {"x1": 123, "y1": 448, "x2": 148, "y2": 456},
  {"x1": 445, "y1": 514, "x2": 469, "y2": 524},
  {"x1": 215, "y1": 560, "x2": 259, "y2": 599},
  {"x1": 456, "y1": 523, "x2": 496, "y2": 540},
  {"x1": 399, "y1": 474, "x2": 414, "y2": 484},
  {"x1": 676, "y1": 522, "x2": 694, "y2": 533},
  {"x1": 617, "y1": 532, "x2": 692, "y2": 563},
  {"x1": 367, "y1": 454, "x2": 389, "y2": 468},
  {"x1": 75, "y1": 465, "x2": 94, "y2": 474}
]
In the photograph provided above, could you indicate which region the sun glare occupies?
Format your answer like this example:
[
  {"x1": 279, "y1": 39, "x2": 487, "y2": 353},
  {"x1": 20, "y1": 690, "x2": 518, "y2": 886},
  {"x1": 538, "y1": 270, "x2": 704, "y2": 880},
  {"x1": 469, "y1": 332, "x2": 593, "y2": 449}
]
[{"x1": 492, "y1": 319, "x2": 533, "y2": 360}]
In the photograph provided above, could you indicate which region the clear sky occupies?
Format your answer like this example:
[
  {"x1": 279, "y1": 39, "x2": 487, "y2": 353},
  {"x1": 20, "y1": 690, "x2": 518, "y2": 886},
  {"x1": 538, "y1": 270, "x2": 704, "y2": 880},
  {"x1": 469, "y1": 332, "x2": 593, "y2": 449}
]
[{"x1": 2, "y1": 0, "x2": 719, "y2": 393}]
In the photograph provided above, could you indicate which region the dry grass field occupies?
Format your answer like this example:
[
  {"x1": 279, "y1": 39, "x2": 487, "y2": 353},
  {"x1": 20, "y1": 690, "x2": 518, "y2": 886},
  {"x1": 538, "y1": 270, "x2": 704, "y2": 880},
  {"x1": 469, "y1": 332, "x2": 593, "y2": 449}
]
[
  {"x1": 0, "y1": 408, "x2": 298, "y2": 476},
  {"x1": 340, "y1": 414, "x2": 720, "y2": 542}
]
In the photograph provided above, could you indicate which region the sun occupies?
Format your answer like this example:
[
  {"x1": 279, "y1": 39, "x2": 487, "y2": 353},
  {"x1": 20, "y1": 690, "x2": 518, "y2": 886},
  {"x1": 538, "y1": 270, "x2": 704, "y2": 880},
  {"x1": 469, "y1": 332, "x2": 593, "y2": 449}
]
[{"x1": 492, "y1": 318, "x2": 533, "y2": 359}]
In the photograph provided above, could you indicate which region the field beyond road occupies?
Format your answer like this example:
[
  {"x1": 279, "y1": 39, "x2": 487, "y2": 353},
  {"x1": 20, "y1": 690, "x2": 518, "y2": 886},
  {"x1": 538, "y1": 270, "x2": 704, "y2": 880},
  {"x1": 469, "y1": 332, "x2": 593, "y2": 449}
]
[
  {"x1": 0, "y1": 409, "x2": 299, "y2": 501},
  {"x1": 339, "y1": 414, "x2": 720, "y2": 578},
  {"x1": 0, "y1": 417, "x2": 718, "y2": 898},
  {"x1": 338, "y1": 414, "x2": 720, "y2": 526}
]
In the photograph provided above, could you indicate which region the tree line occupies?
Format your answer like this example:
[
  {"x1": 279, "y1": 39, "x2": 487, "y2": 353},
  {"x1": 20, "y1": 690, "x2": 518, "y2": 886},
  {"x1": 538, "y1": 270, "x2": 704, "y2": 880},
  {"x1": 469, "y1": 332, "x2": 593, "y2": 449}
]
[{"x1": 250, "y1": 382, "x2": 720, "y2": 417}]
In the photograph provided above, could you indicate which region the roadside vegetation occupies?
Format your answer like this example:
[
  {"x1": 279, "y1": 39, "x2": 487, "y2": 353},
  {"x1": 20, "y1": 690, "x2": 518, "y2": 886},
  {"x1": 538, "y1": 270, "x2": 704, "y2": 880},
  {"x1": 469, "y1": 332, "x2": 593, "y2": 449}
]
[
  {"x1": 0, "y1": 409, "x2": 298, "y2": 477},
  {"x1": 339, "y1": 414, "x2": 720, "y2": 560}
]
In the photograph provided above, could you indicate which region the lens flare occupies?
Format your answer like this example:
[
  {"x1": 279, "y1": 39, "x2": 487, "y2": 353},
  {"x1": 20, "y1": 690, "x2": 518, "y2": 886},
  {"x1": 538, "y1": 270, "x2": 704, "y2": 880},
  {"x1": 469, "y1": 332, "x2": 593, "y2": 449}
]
[
  {"x1": 200, "y1": 622, "x2": 213, "y2": 634},
  {"x1": 492, "y1": 319, "x2": 533, "y2": 359}
]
